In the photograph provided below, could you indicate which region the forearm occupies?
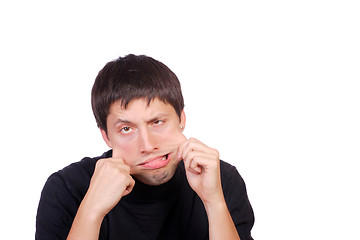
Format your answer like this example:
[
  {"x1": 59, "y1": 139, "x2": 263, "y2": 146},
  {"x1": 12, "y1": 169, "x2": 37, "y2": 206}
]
[
  {"x1": 205, "y1": 199, "x2": 240, "y2": 240},
  {"x1": 66, "y1": 198, "x2": 104, "y2": 240},
  {"x1": 66, "y1": 157, "x2": 134, "y2": 239}
]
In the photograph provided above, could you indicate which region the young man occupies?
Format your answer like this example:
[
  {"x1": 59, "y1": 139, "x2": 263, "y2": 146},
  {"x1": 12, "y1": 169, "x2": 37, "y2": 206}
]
[{"x1": 36, "y1": 54, "x2": 254, "y2": 240}]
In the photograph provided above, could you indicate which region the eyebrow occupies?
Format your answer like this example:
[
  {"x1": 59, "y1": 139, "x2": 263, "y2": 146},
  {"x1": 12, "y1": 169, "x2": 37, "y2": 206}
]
[
  {"x1": 113, "y1": 113, "x2": 169, "y2": 127},
  {"x1": 113, "y1": 118, "x2": 133, "y2": 127},
  {"x1": 147, "y1": 113, "x2": 169, "y2": 123}
]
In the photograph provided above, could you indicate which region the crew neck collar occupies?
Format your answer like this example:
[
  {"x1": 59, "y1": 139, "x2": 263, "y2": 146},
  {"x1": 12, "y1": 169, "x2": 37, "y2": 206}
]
[{"x1": 123, "y1": 162, "x2": 185, "y2": 203}]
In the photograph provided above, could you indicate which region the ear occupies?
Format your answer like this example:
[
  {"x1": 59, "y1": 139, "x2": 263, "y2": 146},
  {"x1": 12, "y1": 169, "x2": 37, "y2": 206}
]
[
  {"x1": 100, "y1": 128, "x2": 113, "y2": 148},
  {"x1": 180, "y1": 110, "x2": 186, "y2": 131}
]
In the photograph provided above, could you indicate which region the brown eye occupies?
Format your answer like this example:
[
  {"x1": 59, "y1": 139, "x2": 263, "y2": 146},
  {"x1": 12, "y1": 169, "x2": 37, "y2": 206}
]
[
  {"x1": 120, "y1": 126, "x2": 133, "y2": 134},
  {"x1": 153, "y1": 120, "x2": 163, "y2": 126}
]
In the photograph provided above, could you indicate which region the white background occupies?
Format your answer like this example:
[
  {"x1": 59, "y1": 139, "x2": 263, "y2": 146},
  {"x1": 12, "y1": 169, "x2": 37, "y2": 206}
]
[{"x1": 1, "y1": 1, "x2": 359, "y2": 239}]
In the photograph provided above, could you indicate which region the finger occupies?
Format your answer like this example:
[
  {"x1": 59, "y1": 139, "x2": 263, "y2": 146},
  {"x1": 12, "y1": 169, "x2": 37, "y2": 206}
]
[
  {"x1": 184, "y1": 138, "x2": 212, "y2": 153},
  {"x1": 186, "y1": 165, "x2": 202, "y2": 175},
  {"x1": 179, "y1": 138, "x2": 209, "y2": 168},
  {"x1": 181, "y1": 139, "x2": 217, "y2": 161},
  {"x1": 122, "y1": 176, "x2": 135, "y2": 197},
  {"x1": 176, "y1": 135, "x2": 189, "y2": 160},
  {"x1": 114, "y1": 161, "x2": 131, "y2": 173},
  {"x1": 184, "y1": 151, "x2": 217, "y2": 173},
  {"x1": 111, "y1": 157, "x2": 126, "y2": 165},
  {"x1": 95, "y1": 159, "x2": 131, "y2": 176},
  {"x1": 189, "y1": 159, "x2": 202, "y2": 174}
]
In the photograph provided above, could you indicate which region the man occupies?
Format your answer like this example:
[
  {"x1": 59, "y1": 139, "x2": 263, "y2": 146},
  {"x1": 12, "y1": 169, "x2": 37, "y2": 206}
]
[{"x1": 36, "y1": 54, "x2": 254, "y2": 240}]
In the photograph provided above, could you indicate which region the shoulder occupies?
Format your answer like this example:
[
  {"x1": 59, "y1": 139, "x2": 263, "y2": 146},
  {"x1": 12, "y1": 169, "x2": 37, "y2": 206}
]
[
  {"x1": 60, "y1": 150, "x2": 111, "y2": 175},
  {"x1": 219, "y1": 160, "x2": 238, "y2": 173},
  {"x1": 219, "y1": 160, "x2": 255, "y2": 239},
  {"x1": 219, "y1": 160, "x2": 245, "y2": 184},
  {"x1": 219, "y1": 160, "x2": 249, "y2": 201},
  {"x1": 41, "y1": 150, "x2": 111, "y2": 201},
  {"x1": 36, "y1": 151, "x2": 112, "y2": 238}
]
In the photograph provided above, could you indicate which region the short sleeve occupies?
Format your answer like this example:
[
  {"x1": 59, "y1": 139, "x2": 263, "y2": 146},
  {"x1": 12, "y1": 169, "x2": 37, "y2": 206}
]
[
  {"x1": 35, "y1": 172, "x2": 80, "y2": 240},
  {"x1": 220, "y1": 161, "x2": 255, "y2": 240},
  {"x1": 35, "y1": 154, "x2": 108, "y2": 240}
]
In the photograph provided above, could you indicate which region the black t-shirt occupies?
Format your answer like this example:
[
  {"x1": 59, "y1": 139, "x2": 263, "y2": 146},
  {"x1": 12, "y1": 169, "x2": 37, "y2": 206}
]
[{"x1": 36, "y1": 151, "x2": 254, "y2": 240}]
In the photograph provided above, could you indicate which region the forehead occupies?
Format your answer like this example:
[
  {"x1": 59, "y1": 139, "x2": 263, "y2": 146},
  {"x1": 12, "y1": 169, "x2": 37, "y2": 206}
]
[{"x1": 108, "y1": 98, "x2": 177, "y2": 122}]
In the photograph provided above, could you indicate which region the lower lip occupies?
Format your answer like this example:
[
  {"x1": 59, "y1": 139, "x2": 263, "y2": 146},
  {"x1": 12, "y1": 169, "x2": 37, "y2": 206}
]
[{"x1": 140, "y1": 154, "x2": 171, "y2": 170}]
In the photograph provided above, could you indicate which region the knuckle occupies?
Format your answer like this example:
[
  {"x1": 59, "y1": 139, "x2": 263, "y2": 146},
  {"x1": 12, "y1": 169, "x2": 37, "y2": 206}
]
[
  {"x1": 213, "y1": 148, "x2": 220, "y2": 158},
  {"x1": 101, "y1": 160, "x2": 113, "y2": 169},
  {"x1": 188, "y1": 138, "x2": 197, "y2": 144},
  {"x1": 130, "y1": 177, "x2": 136, "y2": 185},
  {"x1": 95, "y1": 158, "x2": 107, "y2": 168}
]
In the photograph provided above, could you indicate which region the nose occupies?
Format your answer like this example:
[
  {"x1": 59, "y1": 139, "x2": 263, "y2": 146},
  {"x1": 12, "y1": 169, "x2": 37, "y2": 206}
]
[{"x1": 139, "y1": 128, "x2": 158, "y2": 154}]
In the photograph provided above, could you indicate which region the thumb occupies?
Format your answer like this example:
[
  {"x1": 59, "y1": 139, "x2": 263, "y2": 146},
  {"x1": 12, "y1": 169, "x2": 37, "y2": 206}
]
[
  {"x1": 176, "y1": 133, "x2": 188, "y2": 161},
  {"x1": 122, "y1": 177, "x2": 135, "y2": 197},
  {"x1": 112, "y1": 147, "x2": 122, "y2": 158},
  {"x1": 111, "y1": 148, "x2": 127, "y2": 165}
]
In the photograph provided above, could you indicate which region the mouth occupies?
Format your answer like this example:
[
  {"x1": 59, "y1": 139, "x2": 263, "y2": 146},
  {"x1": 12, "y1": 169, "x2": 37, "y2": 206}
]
[{"x1": 138, "y1": 153, "x2": 171, "y2": 170}]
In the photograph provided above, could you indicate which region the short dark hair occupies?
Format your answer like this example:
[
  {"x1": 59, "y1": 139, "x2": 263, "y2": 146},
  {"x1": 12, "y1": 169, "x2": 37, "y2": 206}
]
[{"x1": 91, "y1": 54, "x2": 184, "y2": 133}]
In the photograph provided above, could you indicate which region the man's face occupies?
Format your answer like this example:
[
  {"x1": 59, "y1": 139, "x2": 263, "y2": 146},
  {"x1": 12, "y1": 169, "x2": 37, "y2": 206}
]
[{"x1": 102, "y1": 98, "x2": 186, "y2": 186}]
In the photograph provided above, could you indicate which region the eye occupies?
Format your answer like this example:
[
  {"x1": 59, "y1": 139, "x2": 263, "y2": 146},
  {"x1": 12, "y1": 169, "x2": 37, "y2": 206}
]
[
  {"x1": 120, "y1": 126, "x2": 133, "y2": 134},
  {"x1": 153, "y1": 120, "x2": 164, "y2": 126}
]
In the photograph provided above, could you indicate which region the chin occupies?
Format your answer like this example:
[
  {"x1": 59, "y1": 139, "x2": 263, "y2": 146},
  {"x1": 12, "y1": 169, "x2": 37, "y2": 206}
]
[{"x1": 135, "y1": 161, "x2": 180, "y2": 186}]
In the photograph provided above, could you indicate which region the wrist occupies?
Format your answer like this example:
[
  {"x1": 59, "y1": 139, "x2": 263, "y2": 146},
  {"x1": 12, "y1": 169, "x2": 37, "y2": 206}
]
[
  {"x1": 203, "y1": 197, "x2": 240, "y2": 240},
  {"x1": 67, "y1": 196, "x2": 105, "y2": 239},
  {"x1": 78, "y1": 194, "x2": 107, "y2": 224},
  {"x1": 203, "y1": 195, "x2": 227, "y2": 214}
]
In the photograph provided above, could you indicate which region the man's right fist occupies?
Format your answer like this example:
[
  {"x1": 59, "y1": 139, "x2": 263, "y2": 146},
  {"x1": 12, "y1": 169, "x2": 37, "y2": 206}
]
[{"x1": 84, "y1": 157, "x2": 135, "y2": 218}]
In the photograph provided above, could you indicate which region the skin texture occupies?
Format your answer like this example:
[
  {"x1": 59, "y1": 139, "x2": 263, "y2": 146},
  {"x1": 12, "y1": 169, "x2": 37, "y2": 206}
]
[
  {"x1": 67, "y1": 98, "x2": 240, "y2": 240},
  {"x1": 102, "y1": 98, "x2": 187, "y2": 186}
]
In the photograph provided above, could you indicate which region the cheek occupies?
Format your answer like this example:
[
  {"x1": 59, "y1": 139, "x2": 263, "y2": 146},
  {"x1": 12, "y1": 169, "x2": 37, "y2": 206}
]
[
  {"x1": 158, "y1": 127, "x2": 187, "y2": 147},
  {"x1": 112, "y1": 138, "x2": 138, "y2": 163}
]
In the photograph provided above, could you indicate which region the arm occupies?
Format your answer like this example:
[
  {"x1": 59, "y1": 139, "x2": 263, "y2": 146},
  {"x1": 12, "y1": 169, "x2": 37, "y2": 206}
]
[
  {"x1": 67, "y1": 158, "x2": 135, "y2": 240},
  {"x1": 66, "y1": 197, "x2": 103, "y2": 240},
  {"x1": 205, "y1": 199, "x2": 240, "y2": 240},
  {"x1": 177, "y1": 138, "x2": 240, "y2": 240}
]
